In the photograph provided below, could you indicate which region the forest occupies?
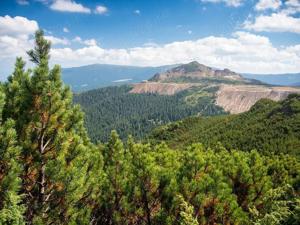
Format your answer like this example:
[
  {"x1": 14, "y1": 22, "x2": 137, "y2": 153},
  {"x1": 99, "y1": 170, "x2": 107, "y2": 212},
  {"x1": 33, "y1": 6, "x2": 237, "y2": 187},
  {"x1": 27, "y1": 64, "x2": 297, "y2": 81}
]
[
  {"x1": 149, "y1": 95, "x2": 300, "y2": 157},
  {"x1": 74, "y1": 85, "x2": 225, "y2": 143},
  {"x1": 0, "y1": 30, "x2": 299, "y2": 225}
]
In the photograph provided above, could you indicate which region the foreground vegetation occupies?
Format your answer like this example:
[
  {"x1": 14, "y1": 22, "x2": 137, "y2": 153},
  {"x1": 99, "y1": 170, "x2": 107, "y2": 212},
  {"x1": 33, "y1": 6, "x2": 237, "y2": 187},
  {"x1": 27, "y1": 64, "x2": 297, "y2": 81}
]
[{"x1": 0, "y1": 31, "x2": 299, "y2": 224}]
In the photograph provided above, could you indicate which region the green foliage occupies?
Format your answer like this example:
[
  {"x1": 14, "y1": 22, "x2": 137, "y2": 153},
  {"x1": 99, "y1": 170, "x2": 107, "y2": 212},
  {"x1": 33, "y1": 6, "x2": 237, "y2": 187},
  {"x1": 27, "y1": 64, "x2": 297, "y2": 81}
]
[
  {"x1": 0, "y1": 89, "x2": 24, "y2": 225},
  {"x1": 249, "y1": 185, "x2": 294, "y2": 225},
  {"x1": 177, "y1": 195, "x2": 199, "y2": 225},
  {"x1": 149, "y1": 94, "x2": 300, "y2": 157},
  {"x1": 91, "y1": 134, "x2": 299, "y2": 225},
  {"x1": 1, "y1": 30, "x2": 104, "y2": 224},
  {"x1": 74, "y1": 85, "x2": 225, "y2": 143}
]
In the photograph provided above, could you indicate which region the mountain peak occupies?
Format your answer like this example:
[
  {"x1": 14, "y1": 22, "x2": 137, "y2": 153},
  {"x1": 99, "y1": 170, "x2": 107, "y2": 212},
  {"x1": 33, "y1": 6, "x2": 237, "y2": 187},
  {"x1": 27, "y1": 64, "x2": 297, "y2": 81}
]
[{"x1": 149, "y1": 61, "x2": 243, "y2": 82}]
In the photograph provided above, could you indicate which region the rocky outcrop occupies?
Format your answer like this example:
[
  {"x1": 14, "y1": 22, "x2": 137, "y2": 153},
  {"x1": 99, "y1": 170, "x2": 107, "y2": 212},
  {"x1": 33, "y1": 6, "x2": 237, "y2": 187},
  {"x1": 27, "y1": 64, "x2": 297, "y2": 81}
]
[
  {"x1": 216, "y1": 85, "x2": 300, "y2": 114},
  {"x1": 130, "y1": 82, "x2": 197, "y2": 95},
  {"x1": 150, "y1": 61, "x2": 245, "y2": 82}
]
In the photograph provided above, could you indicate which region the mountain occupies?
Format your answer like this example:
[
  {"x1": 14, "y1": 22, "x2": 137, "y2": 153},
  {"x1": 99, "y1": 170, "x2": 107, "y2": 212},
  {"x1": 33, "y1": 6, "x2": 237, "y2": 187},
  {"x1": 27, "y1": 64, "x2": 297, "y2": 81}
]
[
  {"x1": 149, "y1": 61, "x2": 248, "y2": 83},
  {"x1": 62, "y1": 64, "x2": 175, "y2": 92},
  {"x1": 74, "y1": 61, "x2": 300, "y2": 143},
  {"x1": 131, "y1": 61, "x2": 263, "y2": 97},
  {"x1": 60, "y1": 62, "x2": 299, "y2": 92},
  {"x1": 130, "y1": 61, "x2": 300, "y2": 113},
  {"x1": 149, "y1": 94, "x2": 300, "y2": 157},
  {"x1": 242, "y1": 73, "x2": 300, "y2": 86},
  {"x1": 70, "y1": 61, "x2": 300, "y2": 143},
  {"x1": 292, "y1": 82, "x2": 300, "y2": 86}
]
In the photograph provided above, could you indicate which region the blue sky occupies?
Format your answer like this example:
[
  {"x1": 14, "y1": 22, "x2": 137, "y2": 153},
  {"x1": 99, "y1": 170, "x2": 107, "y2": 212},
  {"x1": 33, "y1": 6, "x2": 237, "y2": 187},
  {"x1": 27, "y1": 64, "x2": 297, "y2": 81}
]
[{"x1": 0, "y1": 0, "x2": 299, "y2": 77}]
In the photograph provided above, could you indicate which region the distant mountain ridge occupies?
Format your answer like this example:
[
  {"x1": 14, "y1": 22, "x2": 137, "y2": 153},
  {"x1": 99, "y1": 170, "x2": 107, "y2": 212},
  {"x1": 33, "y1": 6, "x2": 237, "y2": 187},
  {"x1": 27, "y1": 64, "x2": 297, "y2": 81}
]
[
  {"x1": 242, "y1": 73, "x2": 300, "y2": 86},
  {"x1": 61, "y1": 62, "x2": 300, "y2": 92},
  {"x1": 62, "y1": 64, "x2": 176, "y2": 92}
]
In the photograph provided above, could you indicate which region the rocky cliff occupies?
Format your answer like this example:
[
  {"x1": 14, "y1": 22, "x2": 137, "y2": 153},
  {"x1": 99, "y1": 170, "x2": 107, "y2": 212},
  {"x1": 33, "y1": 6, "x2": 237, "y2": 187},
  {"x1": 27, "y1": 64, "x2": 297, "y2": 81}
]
[
  {"x1": 216, "y1": 85, "x2": 300, "y2": 113},
  {"x1": 130, "y1": 82, "x2": 197, "y2": 95}
]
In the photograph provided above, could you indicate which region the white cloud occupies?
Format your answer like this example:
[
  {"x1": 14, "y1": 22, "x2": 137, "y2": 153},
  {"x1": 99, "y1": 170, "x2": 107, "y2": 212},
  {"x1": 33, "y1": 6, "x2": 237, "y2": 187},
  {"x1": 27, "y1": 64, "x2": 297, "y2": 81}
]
[
  {"x1": 83, "y1": 39, "x2": 97, "y2": 46},
  {"x1": 63, "y1": 27, "x2": 69, "y2": 33},
  {"x1": 45, "y1": 35, "x2": 70, "y2": 45},
  {"x1": 94, "y1": 5, "x2": 108, "y2": 15},
  {"x1": 0, "y1": 15, "x2": 38, "y2": 37},
  {"x1": 50, "y1": 0, "x2": 91, "y2": 13},
  {"x1": 244, "y1": 13, "x2": 300, "y2": 33},
  {"x1": 17, "y1": 0, "x2": 29, "y2": 5},
  {"x1": 0, "y1": 16, "x2": 39, "y2": 77},
  {"x1": 49, "y1": 31, "x2": 300, "y2": 74},
  {"x1": 72, "y1": 36, "x2": 97, "y2": 46},
  {"x1": 255, "y1": 0, "x2": 282, "y2": 11},
  {"x1": 188, "y1": 30, "x2": 193, "y2": 34},
  {"x1": 201, "y1": 0, "x2": 244, "y2": 7},
  {"x1": 0, "y1": 15, "x2": 299, "y2": 77},
  {"x1": 281, "y1": 0, "x2": 300, "y2": 15},
  {"x1": 134, "y1": 9, "x2": 141, "y2": 15}
]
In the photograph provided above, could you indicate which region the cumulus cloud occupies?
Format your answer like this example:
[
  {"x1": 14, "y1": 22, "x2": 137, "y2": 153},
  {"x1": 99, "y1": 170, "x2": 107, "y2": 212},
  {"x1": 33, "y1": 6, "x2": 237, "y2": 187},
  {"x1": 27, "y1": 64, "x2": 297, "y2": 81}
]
[
  {"x1": 244, "y1": 13, "x2": 300, "y2": 33},
  {"x1": 0, "y1": 15, "x2": 38, "y2": 37},
  {"x1": 49, "y1": 31, "x2": 300, "y2": 74},
  {"x1": 50, "y1": 0, "x2": 91, "y2": 13},
  {"x1": 201, "y1": 0, "x2": 244, "y2": 7},
  {"x1": 0, "y1": 15, "x2": 38, "y2": 78},
  {"x1": 0, "y1": 15, "x2": 300, "y2": 78},
  {"x1": 282, "y1": 0, "x2": 300, "y2": 15},
  {"x1": 255, "y1": 0, "x2": 282, "y2": 11},
  {"x1": 45, "y1": 35, "x2": 70, "y2": 45},
  {"x1": 72, "y1": 36, "x2": 97, "y2": 46},
  {"x1": 94, "y1": 5, "x2": 108, "y2": 15}
]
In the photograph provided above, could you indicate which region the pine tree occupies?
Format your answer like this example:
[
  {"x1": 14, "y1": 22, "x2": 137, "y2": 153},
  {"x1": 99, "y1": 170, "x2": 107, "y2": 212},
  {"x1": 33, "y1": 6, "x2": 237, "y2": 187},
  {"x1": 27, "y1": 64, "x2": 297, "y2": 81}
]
[
  {"x1": 177, "y1": 195, "x2": 198, "y2": 225},
  {"x1": 94, "y1": 130, "x2": 130, "y2": 224},
  {"x1": 3, "y1": 57, "x2": 30, "y2": 128},
  {"x1": 3, "y1": 30, "x2": 103, "y2": 224},
  {"x1": 0, "y1": 87, "x2": 24, "y2": 224}
]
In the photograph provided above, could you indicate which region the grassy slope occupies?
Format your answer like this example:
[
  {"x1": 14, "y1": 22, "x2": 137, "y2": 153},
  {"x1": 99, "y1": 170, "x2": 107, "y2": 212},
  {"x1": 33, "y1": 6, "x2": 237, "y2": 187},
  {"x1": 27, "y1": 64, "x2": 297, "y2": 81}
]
[{"x1": 149, "y1": 94, "x2": 300, "y2": 157}]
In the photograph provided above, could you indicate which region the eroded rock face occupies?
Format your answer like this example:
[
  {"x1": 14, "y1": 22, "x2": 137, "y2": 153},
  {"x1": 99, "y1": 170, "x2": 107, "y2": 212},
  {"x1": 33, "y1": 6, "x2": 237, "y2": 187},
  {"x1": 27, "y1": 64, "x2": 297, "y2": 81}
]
[
  {"x1": 216, "y1": 85, "x2": 300, "y2": 114},
  {"x1": 129, "y1": 82, "x2": 197, "y2": 95}
]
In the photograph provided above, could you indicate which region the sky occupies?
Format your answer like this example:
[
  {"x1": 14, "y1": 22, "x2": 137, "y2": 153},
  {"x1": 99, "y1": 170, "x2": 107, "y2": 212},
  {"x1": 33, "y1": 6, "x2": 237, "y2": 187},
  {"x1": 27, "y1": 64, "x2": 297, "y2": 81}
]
[{"x1": 0, "y1": 0, "x2": 300, "y2": 78}]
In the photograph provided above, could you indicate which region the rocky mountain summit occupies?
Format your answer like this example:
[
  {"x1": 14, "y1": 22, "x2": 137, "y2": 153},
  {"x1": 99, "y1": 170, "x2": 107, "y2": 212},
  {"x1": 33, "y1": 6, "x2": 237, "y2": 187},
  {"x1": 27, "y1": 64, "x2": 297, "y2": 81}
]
[
  {"x1": 149, "y1": 61, "x2": 245, "y2": 82},
  {"x1": 130, "y1": 61, "x2": 300, "y2": 114}
]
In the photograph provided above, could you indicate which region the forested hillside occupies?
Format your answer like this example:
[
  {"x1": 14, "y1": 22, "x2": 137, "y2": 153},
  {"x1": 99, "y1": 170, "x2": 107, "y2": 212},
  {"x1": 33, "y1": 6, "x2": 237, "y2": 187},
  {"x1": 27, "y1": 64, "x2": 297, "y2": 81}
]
[
  {"x1": 74, "y1": 85, "x2": 225, "y2": 142},
  {"x1": 150, "y1": 94, "x2": 300, "y2": 157},
  {"x1": 0, "y1": 30, "x2": 299, "y2": 225}
]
